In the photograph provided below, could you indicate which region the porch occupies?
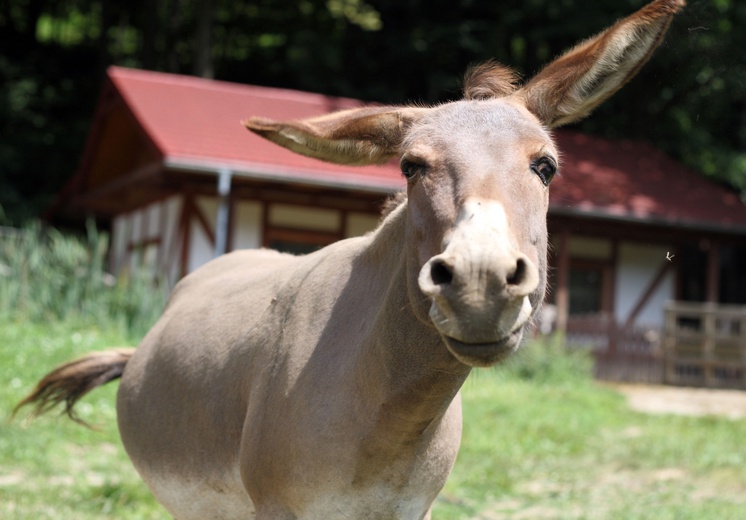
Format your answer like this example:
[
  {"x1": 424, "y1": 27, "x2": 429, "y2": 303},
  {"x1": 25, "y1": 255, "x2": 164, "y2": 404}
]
[{"x1": 564, "y1": 302, "x2": 746, "y2": 389}]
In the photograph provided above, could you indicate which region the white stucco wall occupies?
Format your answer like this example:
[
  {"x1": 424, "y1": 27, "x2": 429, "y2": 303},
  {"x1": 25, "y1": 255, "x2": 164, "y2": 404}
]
[
  {"x1": 615, "y1": 242, "x2": 675, "y2": 327},
  {"x1": 189, "y1": 196, "x2": 219, "y2": 273},
  {"x1": 232, "y1": 201, "x2": 262, "y2": 250}
]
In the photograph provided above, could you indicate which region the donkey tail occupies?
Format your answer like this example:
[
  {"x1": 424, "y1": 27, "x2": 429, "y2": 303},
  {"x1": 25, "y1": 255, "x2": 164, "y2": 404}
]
[{"x1": 13, "y1": 348, "x2": 135, "y2": 425}]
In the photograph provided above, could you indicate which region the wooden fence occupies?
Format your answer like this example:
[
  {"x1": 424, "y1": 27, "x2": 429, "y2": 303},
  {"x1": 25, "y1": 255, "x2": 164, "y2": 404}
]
[
  {"x1": 663, "y1": 302, "x2": 746, "y2": 389},
  {"x1": 563, "y1": 303, "x2": 746, "y2": 388},
  {"x1": 565, "y1": 313, "x2": 664, "y2": 384}
]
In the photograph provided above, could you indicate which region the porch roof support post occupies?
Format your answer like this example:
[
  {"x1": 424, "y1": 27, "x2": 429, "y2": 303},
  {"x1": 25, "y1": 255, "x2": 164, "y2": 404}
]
[
  {"x1": 706, "y1": 240, "x2": 720, "y2": 303},
  {"x1": 556, "y1": 227, "x2": 570, "y2": 333},
  {"x1": 214, "y1": 168, "x2": 233, "y2": 257}
]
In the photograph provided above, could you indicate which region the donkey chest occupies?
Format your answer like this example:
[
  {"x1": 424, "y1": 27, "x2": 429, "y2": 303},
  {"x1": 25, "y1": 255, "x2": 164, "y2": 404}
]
[
  {"x1": 246, "y1": 404, "x2": 460, "y2": 520},
  {"x1": 296, "y1": 485, "x2": 433, "y2": 520}
]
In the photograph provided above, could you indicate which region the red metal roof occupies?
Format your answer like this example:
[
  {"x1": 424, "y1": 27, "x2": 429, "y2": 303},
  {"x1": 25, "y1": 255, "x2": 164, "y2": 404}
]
[
  {"x1": 108, "y1": 66, "x2": 402, "y2": 193},
  {"x1": 552, "y1": 132, "x2": 746, "y2": 232},
  {"x1": 107, "y1": 66, "x2": 746, "y2": 232}
]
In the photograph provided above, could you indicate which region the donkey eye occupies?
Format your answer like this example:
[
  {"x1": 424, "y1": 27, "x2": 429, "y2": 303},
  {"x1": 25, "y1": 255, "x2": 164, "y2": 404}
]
[
  {"x1": 531, "y1": 157, "x2": 557, "y2": 186},
  {"x1": 400, "y1": 158, "x2": 425, "y2": 180}
]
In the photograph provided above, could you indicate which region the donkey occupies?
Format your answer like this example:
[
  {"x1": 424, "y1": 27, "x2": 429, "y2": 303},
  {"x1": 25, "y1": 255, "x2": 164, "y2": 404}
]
[{"x1": 16, "y1": 1, "x2": 683, "y2": 518}]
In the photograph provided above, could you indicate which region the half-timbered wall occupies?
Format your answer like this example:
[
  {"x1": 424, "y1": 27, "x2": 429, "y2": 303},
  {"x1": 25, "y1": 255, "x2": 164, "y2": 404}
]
[
  {"x1": 110, "y1": 195, "x2": 183, "y2": 286},
  {"x1": 109, "y1": 195, "x2": 381, "y2": 285},
  {"x1": 550, "y1": 234, "x2": 676, "y2": 329},
  {"x1": 615, "y1": 242, "x2": 675, "y2": 327}
]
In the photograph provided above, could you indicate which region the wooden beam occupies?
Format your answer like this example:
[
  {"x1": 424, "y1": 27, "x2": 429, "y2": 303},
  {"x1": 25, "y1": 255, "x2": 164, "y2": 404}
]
[
  {"x1": 155, "y1": 201, "x2": 168, "y2": 272},
  {"x1": 604, "y1": 239, "x2": 619, "y2": 316},
  {"x1": 72, "y1": 161, "x2": 163, "y2": 208},
  {"x1": 226, "y1": 193, "x2": 236, "y2": 253},
  {"x1": 706, "y1": 241, "x2": 720, "y2": 303},
  {"x1": 188, "y1": 196, "x2": 216, "y2": 247},
  {"x1": 164, "y1": 196, "x2": 187, "y2": 281},
  {"x1": 179, "y1": 195, "x2": 193, "y2": 278},
  {"x1": 555, "y1": 228, "x2": 570, "y2": 333}
]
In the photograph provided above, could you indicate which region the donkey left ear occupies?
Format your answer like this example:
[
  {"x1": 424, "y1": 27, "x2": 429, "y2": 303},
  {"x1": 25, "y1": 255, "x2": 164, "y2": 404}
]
[
  {"x1": 244, "y1": 106, "x2": 426, "y2": 166},
  {"x1": 516, "y1": 0, "x2": 684, "y2": 128}
]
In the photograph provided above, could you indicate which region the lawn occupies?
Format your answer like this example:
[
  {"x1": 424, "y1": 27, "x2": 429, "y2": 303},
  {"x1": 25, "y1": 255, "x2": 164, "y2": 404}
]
[{"x1": 2, "y1": 317, "x2": 746, "y2": 519}]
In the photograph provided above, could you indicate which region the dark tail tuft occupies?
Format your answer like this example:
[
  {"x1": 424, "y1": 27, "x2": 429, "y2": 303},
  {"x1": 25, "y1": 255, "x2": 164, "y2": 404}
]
[{"x1": 13, "y1": 348, "x2": 135, "y2": 427}]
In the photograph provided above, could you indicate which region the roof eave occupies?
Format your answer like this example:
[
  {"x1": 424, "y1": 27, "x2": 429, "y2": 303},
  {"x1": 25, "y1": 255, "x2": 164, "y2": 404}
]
[
  {"x1": 549, "y1": 206, "x2": 746, "y2": 236},
  {"x1": 163, "y1": 156, "x2": 404, "y2": 195}
]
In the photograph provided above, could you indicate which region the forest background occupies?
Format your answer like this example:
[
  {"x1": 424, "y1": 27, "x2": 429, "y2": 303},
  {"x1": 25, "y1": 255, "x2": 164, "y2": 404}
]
[{"x1": 1, "y1": 0, "x2": 744, "y2": 225}]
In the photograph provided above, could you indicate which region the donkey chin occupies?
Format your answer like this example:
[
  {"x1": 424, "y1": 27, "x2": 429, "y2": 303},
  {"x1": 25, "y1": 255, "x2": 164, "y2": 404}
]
[{"x1": 428, "y1": 294, "x2": 535, "y2": 367}]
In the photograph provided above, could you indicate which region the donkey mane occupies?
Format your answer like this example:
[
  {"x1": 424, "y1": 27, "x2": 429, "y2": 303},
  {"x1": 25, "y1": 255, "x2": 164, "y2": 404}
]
[
  {"x1": 463, "y1": 60, "x2": 522, "y2": 100},
  {"x1": 380, "y1": 191, "x2": 408, "y2": 220}
]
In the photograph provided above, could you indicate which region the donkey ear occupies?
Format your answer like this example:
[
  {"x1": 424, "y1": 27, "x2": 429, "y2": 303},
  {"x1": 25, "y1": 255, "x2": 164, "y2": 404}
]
[
  {"x1": 517, "y1": 0, "x2": 684, "y2": 128},
  {"x1": 244, "y1": 106, "x2": 426, "y2": 166}
]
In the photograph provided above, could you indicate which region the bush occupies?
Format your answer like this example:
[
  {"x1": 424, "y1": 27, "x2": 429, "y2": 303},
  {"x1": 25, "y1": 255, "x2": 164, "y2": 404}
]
[
  {"x1": 0, "y1": 222, "x2": 167, "y2": 340},
  {"x1": 501, "y1": 334, "x2": 593, "y2": 384}
]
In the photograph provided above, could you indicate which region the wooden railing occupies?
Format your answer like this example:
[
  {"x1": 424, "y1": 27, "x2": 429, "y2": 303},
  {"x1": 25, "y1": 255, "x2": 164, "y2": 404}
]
[
  {"x1": 565, "y1": 313, "x2": 664, "y2": 384},
  {"x1": 663, "y1": 302, "x2": 746, "y2": 389}
]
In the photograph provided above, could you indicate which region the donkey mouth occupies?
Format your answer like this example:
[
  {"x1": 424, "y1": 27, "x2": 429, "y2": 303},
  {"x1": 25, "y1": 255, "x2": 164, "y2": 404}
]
[{"x1": 442, "y1": 329, "x2": 524, "y2": 367}]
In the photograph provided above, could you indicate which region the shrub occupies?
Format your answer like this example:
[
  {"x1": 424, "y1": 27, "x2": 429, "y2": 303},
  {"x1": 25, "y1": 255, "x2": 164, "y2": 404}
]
[
  {"x1": 502, "y1": 334, "x2": 593, "y2": 384},
  {"x1": 0, "y1": 222, "x2": 167, "y2": 340}
]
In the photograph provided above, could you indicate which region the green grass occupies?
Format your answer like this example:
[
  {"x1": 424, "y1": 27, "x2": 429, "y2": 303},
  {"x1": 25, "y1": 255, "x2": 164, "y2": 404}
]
[
  {"x1": 3, "y1": 321, "x2": 746, "y2": 519},
  {"x1": 0, "y1": 318, "x2": 162, "y2": 519},
  {"x1": 1, "y1": 224, "x2": 167, "y2": 518},
  {"x1": 2, "y1": 225, "x2": 746, "y2": 518},
  {"x1": 434, "y1": 340, "x2": 746, "y2": 519}
]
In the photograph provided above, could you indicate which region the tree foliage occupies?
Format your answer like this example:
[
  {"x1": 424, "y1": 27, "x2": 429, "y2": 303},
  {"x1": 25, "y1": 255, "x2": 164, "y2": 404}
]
[{"x1": 1, "y1": 0, "x2": 744, "y2": 224}]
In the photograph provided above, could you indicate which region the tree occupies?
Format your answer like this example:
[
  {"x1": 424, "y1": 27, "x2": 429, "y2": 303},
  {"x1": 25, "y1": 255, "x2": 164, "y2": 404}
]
[{"x1": 1, "y1": 0, "x2": 744, "y2": 225}]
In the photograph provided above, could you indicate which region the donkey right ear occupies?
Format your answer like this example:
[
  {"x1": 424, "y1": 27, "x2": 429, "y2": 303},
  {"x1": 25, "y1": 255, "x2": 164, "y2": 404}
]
[
  {"x1": 517, "y1": 0, "x2": 684, "y2": 128},
  {"x1": 244, "y1": 106, "x2": 426, "y2": 166}
]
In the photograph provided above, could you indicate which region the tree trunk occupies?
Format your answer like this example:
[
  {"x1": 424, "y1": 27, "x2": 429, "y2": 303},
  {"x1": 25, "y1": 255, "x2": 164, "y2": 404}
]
[{"x1": 193, "y1": 0, "x2": 214, "y2": 78}]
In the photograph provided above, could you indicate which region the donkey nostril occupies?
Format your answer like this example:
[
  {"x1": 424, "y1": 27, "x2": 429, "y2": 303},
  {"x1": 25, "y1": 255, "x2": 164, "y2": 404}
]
[
  {"x1": 430, "y1": 259, "x2": 454, "y2": 286},
  {"x1": 506, "y1": 258, "x2": 527, "y2": 286}
]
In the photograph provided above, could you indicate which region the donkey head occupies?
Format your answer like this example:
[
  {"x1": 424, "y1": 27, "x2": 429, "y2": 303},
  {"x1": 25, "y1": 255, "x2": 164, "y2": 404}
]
[{"x1": 245, "y1": 0, "x2": 684, "y2": 367}]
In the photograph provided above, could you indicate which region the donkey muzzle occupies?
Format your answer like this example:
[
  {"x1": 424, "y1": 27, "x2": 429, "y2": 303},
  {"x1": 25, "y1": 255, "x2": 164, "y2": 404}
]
[{"x1": 418, "y1": 199, "x2": 540, "y2": 366}]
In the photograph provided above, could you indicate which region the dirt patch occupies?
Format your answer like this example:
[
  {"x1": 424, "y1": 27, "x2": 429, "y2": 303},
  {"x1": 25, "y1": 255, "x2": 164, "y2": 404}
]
[{"x1": 610, "y1": 383, "x2": 746, "y2": 419}]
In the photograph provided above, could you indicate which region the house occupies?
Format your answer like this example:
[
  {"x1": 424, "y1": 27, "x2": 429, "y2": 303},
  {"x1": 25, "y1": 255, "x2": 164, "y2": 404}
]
[
  {"x1": 50, "y1": 67, "x2": 401, "y2": 287},
  {"x1": 545, "y1": 132, "x2": 746, "y2": 386},
  {"x1": 51, "y1": 67, "x2": 746, "y2": 368}
]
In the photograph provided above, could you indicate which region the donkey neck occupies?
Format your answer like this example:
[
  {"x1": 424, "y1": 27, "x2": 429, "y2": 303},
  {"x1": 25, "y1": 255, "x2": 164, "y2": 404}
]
[{"x1": 354, "y1": 199, "x2": 472, "y2": 447}]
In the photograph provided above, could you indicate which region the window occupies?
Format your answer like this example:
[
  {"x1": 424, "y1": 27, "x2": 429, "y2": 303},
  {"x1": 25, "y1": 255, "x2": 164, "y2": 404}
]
[
  {"x1": 265, "y1": 228, "x2": 337, "y2": 255},
  {"x1": 719, "y1": 245, "x2": 746, "y2": 304},
  {"x1": 569, "y1": 265, "x2": 603, "y2": 315},
  {"x1": 678, "y1": 244, "x2": 706, "y2": 302},
  {"x1": 263, "y1": 204, "x2": 343, "y2": 255}
]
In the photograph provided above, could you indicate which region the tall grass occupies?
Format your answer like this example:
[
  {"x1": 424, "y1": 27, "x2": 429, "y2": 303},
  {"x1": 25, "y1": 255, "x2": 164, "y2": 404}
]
[
  {"x1": 1, "y1": 222, "x2": 168, "y2": 518},
  {"x1": 0, "y1": 222, "x2": 167, "y2": 339}
]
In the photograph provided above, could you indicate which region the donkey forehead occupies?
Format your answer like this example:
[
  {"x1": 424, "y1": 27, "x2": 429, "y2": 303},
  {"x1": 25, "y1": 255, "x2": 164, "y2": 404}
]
[{"x1": 404, "y1": 99, "x2": 555, "y2": 163}]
